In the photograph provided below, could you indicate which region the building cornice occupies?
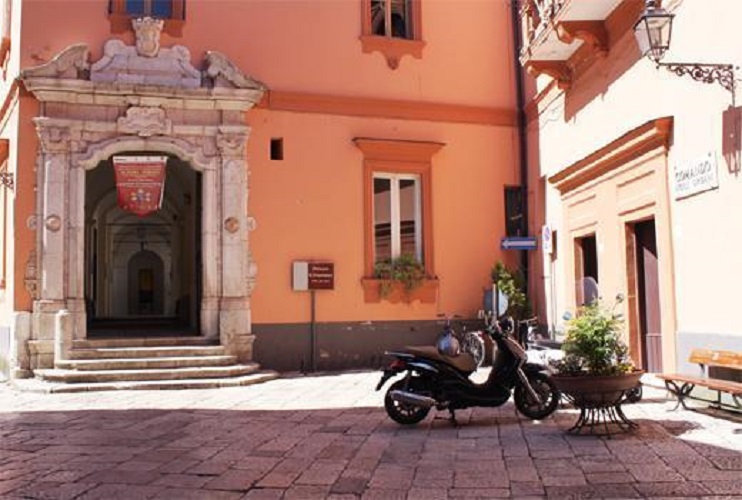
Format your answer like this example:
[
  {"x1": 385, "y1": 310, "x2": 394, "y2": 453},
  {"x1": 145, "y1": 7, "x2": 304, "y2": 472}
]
[
  {"x1": 549, "y1": 117, "x2": 673, "y2": 194},
  {"x1": 258, "y1": 91, "x2": 517, "y2": 127}
]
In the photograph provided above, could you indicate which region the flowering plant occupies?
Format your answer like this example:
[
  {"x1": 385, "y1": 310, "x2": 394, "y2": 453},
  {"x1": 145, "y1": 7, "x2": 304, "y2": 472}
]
[{"x1": 550, "y1": 297, "x2": 634, "y2": 376}]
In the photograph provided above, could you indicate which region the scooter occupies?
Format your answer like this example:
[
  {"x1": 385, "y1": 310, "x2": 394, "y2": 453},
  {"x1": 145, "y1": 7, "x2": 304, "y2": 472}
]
[{"x1": 376, "y1": 311, "x2": 560, "y2": 425}]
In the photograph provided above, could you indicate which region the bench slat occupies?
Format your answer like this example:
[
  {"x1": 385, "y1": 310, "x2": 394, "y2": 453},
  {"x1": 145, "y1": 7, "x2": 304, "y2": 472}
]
[
  {"x1": 657, "y1": 373, "x2": 742, "y2": 395},
  {"x1": 688, "y1": 348, "x2": 714, "y2": 365},
  {"x1": 708, "y1": 350, "x2": 742, "y2": 369}
]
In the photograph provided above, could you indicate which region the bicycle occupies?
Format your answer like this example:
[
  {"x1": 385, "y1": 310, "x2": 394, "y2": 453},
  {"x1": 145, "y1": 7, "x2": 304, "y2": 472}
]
[{"x1": 436, "y1": 314, "x2": 486, "y2": 368}]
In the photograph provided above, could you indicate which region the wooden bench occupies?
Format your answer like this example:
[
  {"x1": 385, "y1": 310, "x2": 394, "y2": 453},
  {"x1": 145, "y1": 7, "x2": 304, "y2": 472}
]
[{"x1": 657, "y1": 349, "x2": 742, "y2": 411}]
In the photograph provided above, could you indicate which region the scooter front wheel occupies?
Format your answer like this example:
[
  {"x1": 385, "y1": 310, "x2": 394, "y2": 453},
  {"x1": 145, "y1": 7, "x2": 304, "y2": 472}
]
[
  {"x1": 514, "y1": 373, "x2": 559, "y2": 420},
  {"x1": 384, "y1": 379, "x2": 432, "y2": 425}
]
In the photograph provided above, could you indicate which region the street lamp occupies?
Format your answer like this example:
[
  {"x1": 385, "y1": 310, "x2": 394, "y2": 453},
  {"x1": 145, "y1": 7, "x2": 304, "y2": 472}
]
[{"x1": 633, "y1": 0, "x2": 735, "y2": 94}]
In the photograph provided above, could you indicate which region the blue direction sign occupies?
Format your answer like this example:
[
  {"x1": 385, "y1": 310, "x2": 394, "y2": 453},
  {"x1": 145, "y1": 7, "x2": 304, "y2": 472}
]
[{"x1": 501, "y1": 236, "x2": 538, "y2": 251}]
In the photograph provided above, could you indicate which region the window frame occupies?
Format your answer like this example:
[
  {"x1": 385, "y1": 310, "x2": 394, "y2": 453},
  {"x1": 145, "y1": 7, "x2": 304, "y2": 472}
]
[
  {"x1": 360, "y1": 0, "x2": 424, "y2": 69},
  {"x1": 109, "y1": 0, "x2": 185, "y2": 37},
  {"x1": 355, "y1": 138, "x2": 443, "y2": 279}
]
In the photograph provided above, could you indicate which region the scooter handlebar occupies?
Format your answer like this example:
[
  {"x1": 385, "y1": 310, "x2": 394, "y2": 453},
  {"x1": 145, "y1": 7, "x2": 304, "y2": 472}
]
[{"x1": 484, "y1": 316, "x2": 515, "y2": 339}]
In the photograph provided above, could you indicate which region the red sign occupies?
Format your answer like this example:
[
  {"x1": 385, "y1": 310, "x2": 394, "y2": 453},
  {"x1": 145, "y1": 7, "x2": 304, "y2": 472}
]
[
  {"x1": 113, "y1": 156, "x2": 167, "y2": 217},
  {"x1": 308, "y1": 263, "x2": 334, "y2": 290}
]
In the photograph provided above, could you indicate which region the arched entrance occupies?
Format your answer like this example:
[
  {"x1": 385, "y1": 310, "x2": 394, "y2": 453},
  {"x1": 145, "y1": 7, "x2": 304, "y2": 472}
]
[
  {"x1": 19, "y1": 22, "x2": 266, "y2": 369},
  {"x1": 85, "y1": 155, "x2": 202, "y2": 335}
]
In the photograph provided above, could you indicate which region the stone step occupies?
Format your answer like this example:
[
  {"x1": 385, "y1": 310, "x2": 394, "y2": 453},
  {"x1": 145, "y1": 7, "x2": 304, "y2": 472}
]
[
  {"x1": 34, "y1": 363, "x2": 261, "y2": 384},
  {"x1": 55, "y1": 355, "x2": 239, "y2": 371},
  {"x1": 73, "y1": 337, "x2": 214, "y2": 349},
  {"x1": 69, "y1": 345, "x2": 227, "y2": 360},
  {"x1": 14, "y1": 371, "x2": 280, "y2": 393}
]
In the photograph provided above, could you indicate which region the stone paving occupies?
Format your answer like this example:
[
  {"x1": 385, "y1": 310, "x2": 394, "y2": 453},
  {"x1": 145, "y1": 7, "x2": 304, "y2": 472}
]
[{"x1": 0, "y1": 371, "x2": 740, "y2": 499}]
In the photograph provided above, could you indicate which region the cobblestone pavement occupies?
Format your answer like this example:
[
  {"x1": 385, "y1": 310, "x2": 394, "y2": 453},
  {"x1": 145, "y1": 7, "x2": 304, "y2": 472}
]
[{"x1": 0, "y1": 371, "x2": 740, "y2": 499}]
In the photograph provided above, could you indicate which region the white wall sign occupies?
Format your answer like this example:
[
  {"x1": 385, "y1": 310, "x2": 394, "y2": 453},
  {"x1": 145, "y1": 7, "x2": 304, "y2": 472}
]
[
  {"x1": 673, "y1": 152, "x2": 719, "y2": 200},
  {"x1": 542, "y1": 225, "x2": 553, "y2": 255}
]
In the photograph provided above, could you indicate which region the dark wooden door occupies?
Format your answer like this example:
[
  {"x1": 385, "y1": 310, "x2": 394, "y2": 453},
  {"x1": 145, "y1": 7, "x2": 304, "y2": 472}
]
[{"x1": 635, "y1": 220, "x2": 662, "y2": 372}]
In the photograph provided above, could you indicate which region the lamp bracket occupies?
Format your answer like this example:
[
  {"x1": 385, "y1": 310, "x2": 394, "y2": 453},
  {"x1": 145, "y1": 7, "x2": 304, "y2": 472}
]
[
  {"x1": 0, "y1": 171, "x2": 12, "y2": 191},
  {"x1": 658, "y1": 62, "x2": 736, "y2": 94}
]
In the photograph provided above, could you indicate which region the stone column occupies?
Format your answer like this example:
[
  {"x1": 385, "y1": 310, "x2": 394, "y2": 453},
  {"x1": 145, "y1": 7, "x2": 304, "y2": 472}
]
[
  {"x1": 216, "y1": 128, "x2": 254, "y2": 362},
  {"x1": 32, "y1": 120, "x2": 72, "y2": 367},
  {"x1": 200, "y1": 162, "x2": 220, "y2": 339},
  {"x1": 67, "y1": 162, "x2": 87, "y2": 340},
  {"x1": 9, "y1": 312, "x2": 32, "y2": 378}
]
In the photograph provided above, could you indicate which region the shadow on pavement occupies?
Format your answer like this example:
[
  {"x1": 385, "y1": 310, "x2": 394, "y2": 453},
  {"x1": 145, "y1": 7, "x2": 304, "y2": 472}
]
[{"x1": 0, "y1": 395, "x2": 741, "y2": 499}]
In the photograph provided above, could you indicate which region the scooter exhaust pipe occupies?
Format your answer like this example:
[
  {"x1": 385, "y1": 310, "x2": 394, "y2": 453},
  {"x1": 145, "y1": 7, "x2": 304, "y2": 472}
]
[{"x1": 390, "y1": 390, "x2": 437, "y2": 409}]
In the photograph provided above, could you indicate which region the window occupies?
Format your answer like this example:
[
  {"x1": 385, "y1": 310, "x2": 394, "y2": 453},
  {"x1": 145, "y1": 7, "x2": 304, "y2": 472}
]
[
  {"x1": 504, "y1": 186, "x2": 525, "y2": 237},
  {"x1": 373, "y1": 174, "x2": 422, "y2": 263},
  {"x1": 354, "y1": 138, "x2": 443, "y2": 280},
  {"x1": 575, "y1": 234, "x2": 599, "y2": 305},
  {"x1": 270, "y1": 138, "x2": 284, "y2": 161},
  {"x1": 124, "y1": 0, "x2": 174, "y2": 18},
  {"x1": 371, "y1": 0, "x2": 414, "y2": 39},
  {"x1": 0, "y1": 140, "x2": 9, "y2": 290},
  {"x1": 0, "y1": 0, "x2": 10, "y2": 74},
  {"x1": 360, "y1": 0, "x2": 424, "y2": 69},
  {"x1": 109, "y1": 0, "x2": 185, "y2": 36}
]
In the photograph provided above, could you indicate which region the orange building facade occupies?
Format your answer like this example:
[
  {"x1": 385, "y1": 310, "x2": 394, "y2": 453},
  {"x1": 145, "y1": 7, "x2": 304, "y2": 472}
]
[
  {"x1": 520, "y1": 0, "x2": 741, "y2": 375},
  {"x1": 0, "y1": 0, "x2": 523, "y2": 382}
]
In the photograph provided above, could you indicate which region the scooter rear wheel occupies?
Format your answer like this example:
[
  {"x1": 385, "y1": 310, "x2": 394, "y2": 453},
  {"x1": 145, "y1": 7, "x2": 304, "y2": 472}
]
[
  {"x1": 384, "y1": 379, "x2": 432, "y2": 425},
  {"x1": 514, "y1": 373, "x2": 559, "y2": 420}
]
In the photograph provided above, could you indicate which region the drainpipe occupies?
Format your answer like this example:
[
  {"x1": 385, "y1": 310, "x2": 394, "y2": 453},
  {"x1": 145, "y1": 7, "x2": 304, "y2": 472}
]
[{"x1": 510, "y1": 0, "x2": 530, "y2": 289}]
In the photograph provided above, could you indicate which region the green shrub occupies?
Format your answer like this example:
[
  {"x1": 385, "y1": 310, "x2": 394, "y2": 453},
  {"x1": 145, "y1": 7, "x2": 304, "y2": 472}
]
[
  {"x1": 374, "y1": 254, "x2": 426, "y2": 296},
  {"x1": 491, "y1": 262, "x2": 531, "y2": 319},
  {"x1": 552, "y1": 299, "x2": 634, "y2": 376}
]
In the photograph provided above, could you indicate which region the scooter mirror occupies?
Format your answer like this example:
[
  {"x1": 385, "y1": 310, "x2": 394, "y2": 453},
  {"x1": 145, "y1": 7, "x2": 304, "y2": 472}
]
[{"x1": 562, "y1": 311, "x2": 573, "y2": 321}]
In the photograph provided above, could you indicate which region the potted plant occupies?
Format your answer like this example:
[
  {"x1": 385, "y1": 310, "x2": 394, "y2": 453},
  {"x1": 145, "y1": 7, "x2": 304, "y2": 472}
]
[
  {"x1": 490, "y1": 262, "x2": 531, "y2": 320},
  {"x1": 363, "y1": 254, "x2": 437, "y2": 303},
  {"x1": 550, "y1": 295, "x2": 643, "y2": 407}
]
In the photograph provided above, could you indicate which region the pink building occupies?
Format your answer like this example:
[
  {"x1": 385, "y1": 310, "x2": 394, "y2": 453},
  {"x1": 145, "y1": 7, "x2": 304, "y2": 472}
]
[{"x1": 0, "y1": 1, "x2": 523, "y2": 388}]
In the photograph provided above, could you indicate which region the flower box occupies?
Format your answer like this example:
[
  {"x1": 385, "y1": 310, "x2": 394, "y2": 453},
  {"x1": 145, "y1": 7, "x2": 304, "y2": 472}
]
[{"x1": 361, "y1": 278, "x2": 438, "y2": 304}]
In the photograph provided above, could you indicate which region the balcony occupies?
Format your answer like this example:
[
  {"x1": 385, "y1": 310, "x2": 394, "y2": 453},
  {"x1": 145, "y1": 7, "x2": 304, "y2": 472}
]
[{"x1": 519, "y1": 0, "x2": 627, "y2": 89}]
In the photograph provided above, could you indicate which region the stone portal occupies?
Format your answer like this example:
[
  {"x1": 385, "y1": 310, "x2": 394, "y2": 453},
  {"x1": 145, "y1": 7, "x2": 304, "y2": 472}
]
[{"x1": 19, "y1": 17, "x2": 265, "y2": 371}]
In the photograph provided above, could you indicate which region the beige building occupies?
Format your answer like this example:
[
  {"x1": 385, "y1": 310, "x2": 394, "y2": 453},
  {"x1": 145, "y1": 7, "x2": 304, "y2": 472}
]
[{"x1": 520, "y1": 0, "x2": 741, "y2": 374}]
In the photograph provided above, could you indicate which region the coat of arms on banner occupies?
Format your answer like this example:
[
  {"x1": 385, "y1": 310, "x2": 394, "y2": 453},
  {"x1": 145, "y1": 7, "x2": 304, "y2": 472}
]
[{"x1": 113, "y1": 156, "x2": 167, "y2": 217}]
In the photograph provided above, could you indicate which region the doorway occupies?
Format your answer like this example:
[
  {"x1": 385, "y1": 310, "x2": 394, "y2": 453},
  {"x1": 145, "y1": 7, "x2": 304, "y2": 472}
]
[
  {"x1": 629, "y1": 219, "x2": 663, "y2": 372},
  {"x1": 575, "y1": 234, "x2": 599, "y2": 305},
  {"x1": 84, "y1": 154, "x2": 202, "y2": 336}
]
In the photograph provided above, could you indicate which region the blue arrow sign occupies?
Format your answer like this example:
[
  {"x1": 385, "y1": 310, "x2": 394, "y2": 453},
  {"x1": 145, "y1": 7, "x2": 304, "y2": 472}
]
[{"x1": 501, "y1": 236, "x2": 538, "y2": 251}]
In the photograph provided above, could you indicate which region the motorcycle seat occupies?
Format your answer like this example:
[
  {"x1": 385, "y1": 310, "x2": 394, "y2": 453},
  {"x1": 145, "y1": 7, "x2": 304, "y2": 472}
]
[{"x1": 402, "y1": 345, "x2": 477, "y2": 374}]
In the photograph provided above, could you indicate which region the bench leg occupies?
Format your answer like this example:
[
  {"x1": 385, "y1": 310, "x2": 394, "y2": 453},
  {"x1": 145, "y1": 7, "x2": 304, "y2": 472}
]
[{"x1": 664, "y1": 380, "x2": 694, "y2": 411}]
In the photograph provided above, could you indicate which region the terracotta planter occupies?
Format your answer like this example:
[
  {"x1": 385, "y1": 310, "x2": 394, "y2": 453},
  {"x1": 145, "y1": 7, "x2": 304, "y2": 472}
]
[
  {"x1": 361, "y1": 278, "x2": 438, "y2": 304},
  {"x1": 552, "y1": 370, "x2": 644, "y2": 407}
]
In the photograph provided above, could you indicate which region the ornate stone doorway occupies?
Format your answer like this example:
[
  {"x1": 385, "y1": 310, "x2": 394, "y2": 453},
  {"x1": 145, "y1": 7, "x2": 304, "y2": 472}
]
[{"x1": 20, "y1": 18, "x2": 265, "y2": 369}]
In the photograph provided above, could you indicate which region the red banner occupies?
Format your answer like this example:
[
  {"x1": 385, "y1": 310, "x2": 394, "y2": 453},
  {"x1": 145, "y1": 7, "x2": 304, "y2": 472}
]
[{"x1": 113, "y1": 156, "x2": 167, "y2": 217}]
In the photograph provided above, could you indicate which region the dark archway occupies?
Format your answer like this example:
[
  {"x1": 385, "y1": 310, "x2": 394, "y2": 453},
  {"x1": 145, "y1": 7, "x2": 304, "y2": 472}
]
[
  {"x1": 127, "y1": 250, "x2": 165, "y2": 315},
  {"x1": 84, "y1": 155, "x2": 202, "y2": 335}
]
